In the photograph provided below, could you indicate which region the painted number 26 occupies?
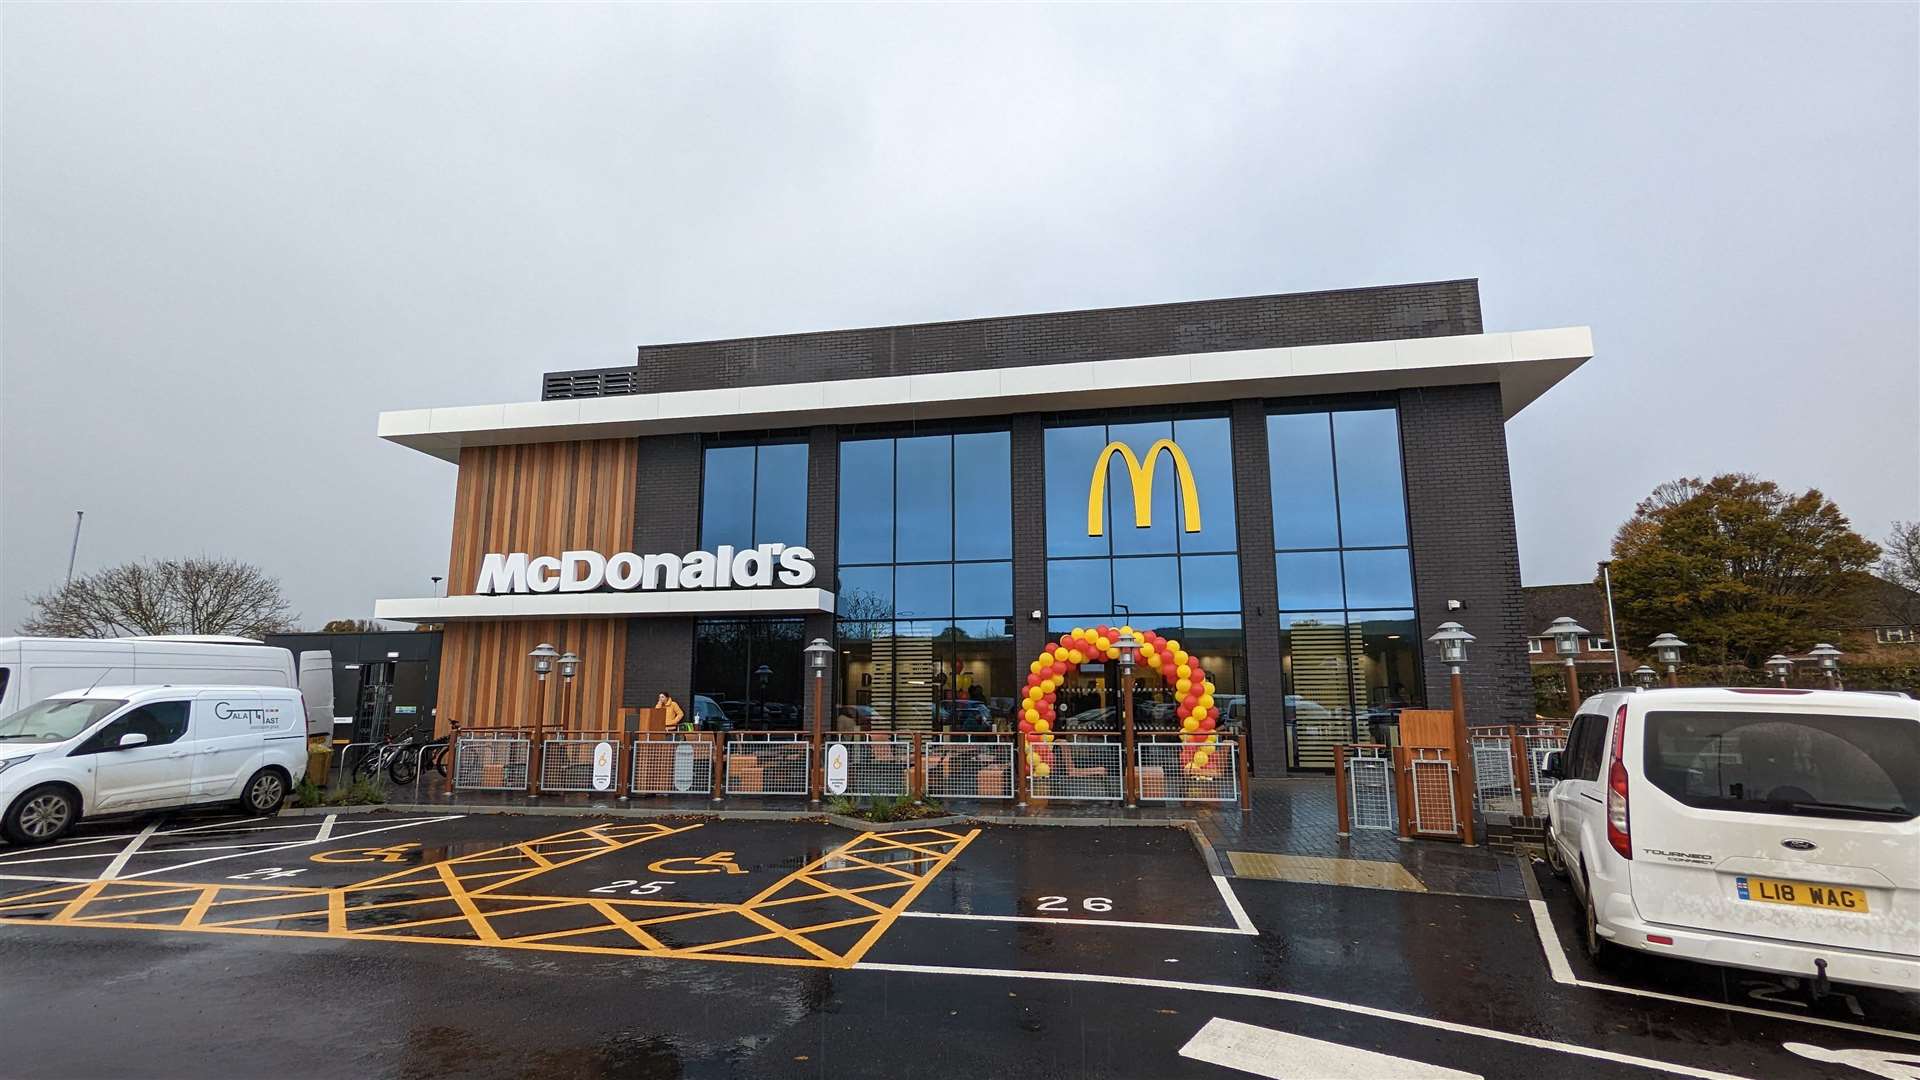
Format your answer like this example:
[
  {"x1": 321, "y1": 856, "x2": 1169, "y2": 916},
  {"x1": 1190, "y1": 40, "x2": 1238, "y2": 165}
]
[{"x1": 1036, "y1": 896, "x2": 1112, "y2": 913}]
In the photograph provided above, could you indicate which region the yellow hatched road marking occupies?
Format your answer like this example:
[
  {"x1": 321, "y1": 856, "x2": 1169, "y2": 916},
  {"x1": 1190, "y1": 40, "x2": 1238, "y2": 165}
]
[{"x1": 0, "y1": 823, "x2": 979, "y2": 969}]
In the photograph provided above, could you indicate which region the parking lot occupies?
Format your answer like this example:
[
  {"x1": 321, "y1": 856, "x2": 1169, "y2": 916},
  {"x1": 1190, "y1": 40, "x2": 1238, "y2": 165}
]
[{"x1": 0, "y1": 809, "x2": 1915, "y2": 1078}]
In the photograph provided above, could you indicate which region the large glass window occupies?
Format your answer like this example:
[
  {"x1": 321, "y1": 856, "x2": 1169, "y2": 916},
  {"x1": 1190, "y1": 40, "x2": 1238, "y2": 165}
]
[
  {"x1": 1041, "y1": 411, "x2": 1243, "y2": 736},
  {"x1": 700, "y1": 439, "x2": 809, "y2": 551},
  {"x1": 1268, "y1": 405, "x2": 1421, "y2": 769},
  {"x1": 836, "y1": 428, "x2": 1013, "y2": 730},
  {"x1": 693, "y1": 618, "x2": 804, "y2": 729}
]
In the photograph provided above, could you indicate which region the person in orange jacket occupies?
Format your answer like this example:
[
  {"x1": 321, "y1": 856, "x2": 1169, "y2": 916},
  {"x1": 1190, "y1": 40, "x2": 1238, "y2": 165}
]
[{"x1": 656, "y1": 692, "x2": 688, "y2": 731}]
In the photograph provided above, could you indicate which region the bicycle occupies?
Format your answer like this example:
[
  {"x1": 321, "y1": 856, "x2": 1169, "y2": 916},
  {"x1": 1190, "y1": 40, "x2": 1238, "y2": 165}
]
[{"x1": 353, "y1": 732, "x2": 420, "y2": 785}]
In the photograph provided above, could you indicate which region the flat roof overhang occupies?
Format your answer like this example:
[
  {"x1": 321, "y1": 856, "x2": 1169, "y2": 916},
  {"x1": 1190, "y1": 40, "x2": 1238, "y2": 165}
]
[
  {"x1": 378, "y1": 327, "x2": 1592, "y2": 462},
  {"x1": 373, "y1": 588, "x2": 836, "y2": 624}
]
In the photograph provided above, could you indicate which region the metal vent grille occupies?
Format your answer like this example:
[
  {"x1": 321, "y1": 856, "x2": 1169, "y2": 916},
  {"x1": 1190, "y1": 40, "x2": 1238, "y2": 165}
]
[{"x1": 541, "y1": 368, "x2": 640, "y2": 400}]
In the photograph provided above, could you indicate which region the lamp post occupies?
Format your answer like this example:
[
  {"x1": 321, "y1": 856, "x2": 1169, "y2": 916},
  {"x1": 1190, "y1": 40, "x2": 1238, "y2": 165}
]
[
  {"x1": 527, "y1": 643, "x2": 558, "y2": 794},
  {"x1": 1427, "y1": 621, "x2": 1476, "y2": 846},
  {"x1": 1808, "y1": 643, "x2": 1843, "y2": 690},
  {"x1": 1632, "y1": 665, "x2": 1657, "y2": 690},
  {"x1": 1545, "y1": 617, "x2": 1589, "y2": 715},
  {"x1": 557, "y1": 650, "x2": 580, "y2": 736},
  {"x1": 1598, "y1": 561, "x2": 1624, "y2": 688},
  {"x1": 1649, "y1": 633, "x2": 1687, "y2": 688},
  {"x1": 804, "y1": 638, "x2": 833, "y2": 805},
  {"x1": 1116, "y1": 628, "x2": 1138, "y2": 808},
  {"x1": 1764, "y1": 654, "x2": 1794, "y2": 687}
]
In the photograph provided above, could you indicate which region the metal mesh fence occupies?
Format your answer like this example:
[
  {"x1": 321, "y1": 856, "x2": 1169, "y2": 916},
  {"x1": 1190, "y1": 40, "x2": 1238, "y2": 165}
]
[
  {"x1": 1347, "y1": 748, "x2": 1396, "y2": 831},
  {"x1": 1028, "y1": 738, "x2": 1123, "y2": 802},
  {"x1": 1407, "y1": 753, "x2": 1459, "y2": 837},
  {"x1": 1471, "y1": 736, "x2": 1519, "y2": 815},
  {"x1": 453, "y1": 734, "x2": 530, "y2": 791},
  {"x1": 1523, "y1": 728, "x2": 1567, "y2": 799},
  {"x1": 631, "y1": 735, "x2": 714, "y2": 796},
  {"x1": 828, "y1": 735, "x2": 914, "y2": 798},
  {"x1": 725, "y1": 735, "x2": 810, "y2": 796},
  {"x1": 923, "y1": 737, "x2": 1014, "y2": 800},
  {"x1": 539, "y1": 739, "x2": 621, "y2": 793},
  {"x1": 1136, "y1": 740, "x2": 1238, "y2": 802}
]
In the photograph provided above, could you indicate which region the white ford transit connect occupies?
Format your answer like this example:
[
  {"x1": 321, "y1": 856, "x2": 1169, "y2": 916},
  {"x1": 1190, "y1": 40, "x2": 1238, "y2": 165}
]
[
  {"x1": 1542, "y1": 687, "x2": 1919, "y2": 993},
  {"x1": 0, "y1": 685, "x2": 310, "y2": 845}
]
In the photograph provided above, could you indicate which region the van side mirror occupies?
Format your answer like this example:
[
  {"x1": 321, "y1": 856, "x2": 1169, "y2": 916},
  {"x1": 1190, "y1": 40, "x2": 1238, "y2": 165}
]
[
  {"x1": 1541, "y1": 750, "x2": 1564, "y2": 781},
  {"x1": 117, "y1": 731, "x2": 150, "y2": 748}
]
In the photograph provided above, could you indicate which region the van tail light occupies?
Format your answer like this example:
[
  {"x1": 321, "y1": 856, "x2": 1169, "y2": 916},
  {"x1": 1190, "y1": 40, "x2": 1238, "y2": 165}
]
[{"x1": 1606, "y1": 703, "x2": 1632, "y2": 860}]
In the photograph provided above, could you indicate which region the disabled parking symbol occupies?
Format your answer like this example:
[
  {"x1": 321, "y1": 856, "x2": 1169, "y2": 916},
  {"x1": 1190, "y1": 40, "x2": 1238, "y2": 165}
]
[
  {"x1": 310, "y1": 843, "x2": 421, "y2": 865},
  {"x1": 645, "y1": 851, "x2": 747, "y2": 876}
]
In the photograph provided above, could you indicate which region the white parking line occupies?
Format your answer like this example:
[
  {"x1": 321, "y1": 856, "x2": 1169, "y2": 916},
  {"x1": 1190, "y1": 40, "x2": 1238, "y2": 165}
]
[
  {"x1": 1180, "y1": 1017, "x2": 1481, "y2": 1079},
  {"x1": 1214, "y1": 874, "x2": 1257, "y2": 934},
  {"x1": 115, "y1": 816, "x2": 463, "y2": 880},
  {"x1": 1527, "y1": 885, "x2": 1919, "y2": 1043},
  {"x1": 100, "y1": 821, "x2": 160, "y2": 880},
  {"x1": 854, "y1": 961, "x2": 1756, "y2": 1080},
  {"x1": 900, "y1": 911, "x2": 1252, "y2": 935},
  {"x1": 314, "y1": 814, "x2": 338, "y2": 842}
]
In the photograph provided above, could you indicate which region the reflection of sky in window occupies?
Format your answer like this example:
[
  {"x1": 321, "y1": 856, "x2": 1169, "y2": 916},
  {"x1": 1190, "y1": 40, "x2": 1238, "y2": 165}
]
[
  {"x1": 838, "y1": 439, "x2": 893, "y2": 564},
  {"x1": 1172, "y1": 417, "x2": 1235, "y2": 553},
  {"x1": 1044, "y1": 425, "x2": 1108, "y2": 557},
  {"x1": 1180, "y1": 555, "x2": 1241, "y2": 613},
  {"x1": 1275, "y1": 551, "x2": 1344, "y2": 610},
  {"x1": 894, "y1": 562, "x2": 952, "y2": 618},
  {"x1": 895, "y1": 434, "x2": 952, "y2": 563},
  {"x1": 836, "y1": 566, "x2": 893, "y2": 618},
  {"x1": 954, "y1": 561, "x2": 1011, "y2": 617},
  {"x1": 1047, "y1": 558, "x2": 1111, "y2": 615},
  {"x1": 1112, "y1": 555, "x2": 1180, "y2": 612},
  {"x1": 1342, "y1": 548, "x2": 1413, "y2": 608},
  {"x1": 701, "y1": 445, "x2": 756, "y2": 550},
  {"x1": 1333, "y1": 409, "x2": 1407, "y2": 547},
  {"x1": 1268, "y1": 412, "x2": 1339, "y2": 550},
  {"x1": 954, "y1": 432, "x2": 1011, "y2": 560}
]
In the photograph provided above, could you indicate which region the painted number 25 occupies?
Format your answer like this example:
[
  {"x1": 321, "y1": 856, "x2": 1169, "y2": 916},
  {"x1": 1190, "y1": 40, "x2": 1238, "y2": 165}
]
[
  {"x1": 591, "y1": 879, "x2": 672, "y2": 896},
  {"x1": 1036, "y1": 896, "x2": 1112, "y2": 913}
]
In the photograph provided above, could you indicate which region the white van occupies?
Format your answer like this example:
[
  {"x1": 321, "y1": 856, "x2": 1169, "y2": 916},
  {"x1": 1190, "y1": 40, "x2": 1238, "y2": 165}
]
[
  {"x1": 0, "y1": 685, "x2": 310, "y2": 845},
  {"x1": 1542, "y1": 687, "x2": 1920, "y2": 993},
  {"x1": 0, "y1": 636, "x2": 333, "y2": 737}
]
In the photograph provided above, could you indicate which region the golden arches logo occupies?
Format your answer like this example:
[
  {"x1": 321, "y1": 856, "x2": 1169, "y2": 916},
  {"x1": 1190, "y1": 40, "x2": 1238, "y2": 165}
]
[{"x1": 1086, "y1": 439, "x2": 1202, "y2": 537}]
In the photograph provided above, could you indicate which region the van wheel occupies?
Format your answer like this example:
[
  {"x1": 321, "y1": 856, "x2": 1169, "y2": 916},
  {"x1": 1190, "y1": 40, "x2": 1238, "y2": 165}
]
[
  {"x1": 1544, "y1": 833, "x2": 1568, "y2": 878},
  {"x1": 1580, "y1": 869, "x2": 1624, "y2": 970},
  {"x1": 4, "y1": 785, "x2": 78, "y2": 846},
  {"x1": 239, "y1": 768, "x2": 288, "y2": 816}
]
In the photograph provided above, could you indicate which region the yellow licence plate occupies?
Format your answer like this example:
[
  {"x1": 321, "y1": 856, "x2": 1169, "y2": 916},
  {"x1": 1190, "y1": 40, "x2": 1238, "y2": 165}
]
[{"x1": 1735, "y1": 875, "x2": 1869, "y2": 913}]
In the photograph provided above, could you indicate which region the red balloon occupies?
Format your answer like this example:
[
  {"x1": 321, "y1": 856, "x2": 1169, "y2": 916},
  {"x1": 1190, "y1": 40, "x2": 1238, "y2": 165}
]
[
  {"x1": 1199, "y1": 716, "x2": 1216, "y2": 731},
  {"x1": 1058, "y1": 636, "x2": 1075, "y2": 650},
  {"x1": 1095, "y1": 624, "x2": 1111, "y2": 638},
  {"x1": 1018, "y1": 720, "x2": 1034, "y2": 733},
  {"x1": 1184, "y1": 693, "x2": 1199, "y2": 708},
  {"x1": 1176, "y1": 704, "x2": 1191, "y2": 718},
  {"x1": 1207, "y1": 707, "x2": 1220, "y2": 721},
  {"x1": 1050, "y1": 662, "x2": 1068, "y2": 677},
  {"x1": 1027, "y1": 674, "x2": 1042, "y2": 687}
]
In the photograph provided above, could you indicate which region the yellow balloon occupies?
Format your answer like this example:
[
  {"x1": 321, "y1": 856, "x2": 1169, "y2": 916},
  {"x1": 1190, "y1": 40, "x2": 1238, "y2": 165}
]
[
  {"x1": 1181, "y1": 718, "x2": 1199, "y2": 732},
  {"x1": 1119, "y1": 625, "x2": 1133, "y2": 637},
  {"x1": 1105, "y1": 647, "x2": 1119, "y2": 660},
  {"x1": 1024, "y1": 709, "x2": 1039, "y2": 723},
  {"x1": 1194, "y1": 750, "x2": 1211, "y2": 767},
  {"x1": 1198, "y1": 694, "x2": 1214, "y2": 712},
  {"x1": 1071, "y1": 650, "x2": 1086, "y2": 664},
  {"x1": 1034, "y1": 718, "x2": 1051, "y2": 733},
  {"x1": 1175, "y1": 677, "x2": 1191, "y2": 694},
  {"x1": 1035, "y1": 761, "x2": 1052, "y2": 777},
  {"x1": 1042, "y1": 732, "x2": 1054, "y2": 744},
  {"x1": 1176, "y1": 664, "x2": 1191, "y2": 679},
  {"x1": 1173, "y1": 649, "x2": 1189, "y2": 666},
  {"x1": 1165, "y1": 639, "x2": 1181, "y2": 653},
  {"x1": 1029, "y1": 660, "x2": 1043, "y2": 674}
]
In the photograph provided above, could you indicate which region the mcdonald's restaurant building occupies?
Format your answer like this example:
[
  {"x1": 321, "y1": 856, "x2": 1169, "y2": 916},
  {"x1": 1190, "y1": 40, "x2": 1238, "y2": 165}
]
[{"x1": 375, "y1": 280, "x2": 1592, "y2": 777}]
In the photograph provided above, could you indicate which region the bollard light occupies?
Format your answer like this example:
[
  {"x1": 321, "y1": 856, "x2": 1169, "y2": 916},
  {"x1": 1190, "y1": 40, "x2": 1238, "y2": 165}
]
[
  {"x1": 1115, "y1": 629, "x2": 1138, "y2": 677},
  {"x1": 1545, "y1": 617, "x2": 1589, "y2": 658},
  {"x1": 558, "y1": 651, "x2": 580, "y2": 680},
  {"x1": 1632, "y1": 665, "x2": 1657, "y2": 689},
  {"x1": 1427, "y1": 621, "x2": 1474, "y2": 670},
  {"x1": 1764, "y1": 654, "x2": 1794, "y2": 685},
  {"x1": 1808, "y1": 642, "x2": 1842, "y2": 672},
  {"x1": 1649, "y1": 633, "x2": 1687, "y2": 668},
  {"x1": 529, "y1": 642, "x2": 558, "y2": 680},
  {"x1": 805, "y1": 637, "x2": 834, "y2": 678}
]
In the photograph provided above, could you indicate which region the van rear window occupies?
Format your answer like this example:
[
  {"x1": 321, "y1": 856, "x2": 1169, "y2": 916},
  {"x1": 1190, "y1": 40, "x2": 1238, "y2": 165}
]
[{"x1": 1642, "y1": 711, "x2": 1919, "y2": 821}]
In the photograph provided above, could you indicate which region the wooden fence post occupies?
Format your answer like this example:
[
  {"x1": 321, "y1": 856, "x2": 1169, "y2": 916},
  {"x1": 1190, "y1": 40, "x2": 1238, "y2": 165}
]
[{"x1": 1334, "y1": 744, "x2": 1351, "y2": 835}]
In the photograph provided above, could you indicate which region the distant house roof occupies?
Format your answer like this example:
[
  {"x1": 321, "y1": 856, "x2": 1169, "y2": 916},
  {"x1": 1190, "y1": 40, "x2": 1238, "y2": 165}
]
[
  {"x1": 1522, "y1": 582, "x2": 1612, "y2": 640},
  {"x1": 1842, "y1": 575, "x2": 1920, "y2": 628}
]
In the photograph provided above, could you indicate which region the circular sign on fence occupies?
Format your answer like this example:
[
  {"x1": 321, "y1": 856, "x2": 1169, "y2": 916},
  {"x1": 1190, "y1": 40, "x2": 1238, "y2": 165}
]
[
  {"x1": 591, "y1": 740, "x2": 615, "y2": 791},
  {"x1": 672, "y1": 741, "x2": 695, "y2": 792},
  {"x1": 825, "y1": 743, "x2": 849, "y2": 796}
]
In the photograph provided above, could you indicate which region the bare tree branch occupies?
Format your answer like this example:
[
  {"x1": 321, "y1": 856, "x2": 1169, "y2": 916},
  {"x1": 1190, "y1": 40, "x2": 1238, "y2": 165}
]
[{"x1": 20, "y1": 557, "x2": 300, "y2": 638}]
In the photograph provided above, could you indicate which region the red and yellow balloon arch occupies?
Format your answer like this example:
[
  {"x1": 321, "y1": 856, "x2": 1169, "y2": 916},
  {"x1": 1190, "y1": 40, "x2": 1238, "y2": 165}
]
[{"x1": 1020, "y1": 624, "x2": 1222, "y2": 778}]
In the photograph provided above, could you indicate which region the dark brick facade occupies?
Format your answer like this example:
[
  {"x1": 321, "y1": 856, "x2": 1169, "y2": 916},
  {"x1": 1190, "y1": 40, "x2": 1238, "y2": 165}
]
[
  {"x1": 587, "y1": 280, "x2": 1542, "y2": 760},
  {"x1": 1227, "y1": 400, "x2": 1286, "y2": 775},
  {"x1": 1398, "y1": 384, "x2": 1531, "y2": 726},
  {"x1": 545, "y1": 280, "x2": 1484, "y2": 399},
  {"x1": 621, "y1": 433, "x2": 701, "y2": 708}
]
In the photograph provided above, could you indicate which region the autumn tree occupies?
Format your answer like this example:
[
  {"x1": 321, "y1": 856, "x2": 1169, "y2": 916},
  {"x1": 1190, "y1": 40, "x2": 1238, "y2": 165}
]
[
  {"x1": 21, "y1": 557, "x2": 299, "y2": 638},
  {"x1": 1606, "y1": 475, "x2": 1880, "y2": 673},
  {"x1": 321, "y1": 619, "x2": 386, "y2": 633}
]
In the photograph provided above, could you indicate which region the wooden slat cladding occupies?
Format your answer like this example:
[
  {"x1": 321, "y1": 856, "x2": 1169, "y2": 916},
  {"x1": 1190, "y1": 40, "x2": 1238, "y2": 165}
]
[{"x1": 435, "y1": 439, "x2": 638, "y2": 736}]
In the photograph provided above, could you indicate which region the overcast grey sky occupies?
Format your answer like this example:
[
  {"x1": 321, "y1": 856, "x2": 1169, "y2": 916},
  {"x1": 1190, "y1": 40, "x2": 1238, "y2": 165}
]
[{"x1": 3, "y1": 3, "x2": 1916, "y2": 633}]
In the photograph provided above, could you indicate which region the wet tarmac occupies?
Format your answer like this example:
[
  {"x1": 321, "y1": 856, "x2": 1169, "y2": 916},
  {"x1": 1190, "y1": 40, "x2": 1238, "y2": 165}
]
[{"x1": 0, "y1": 809, "x2": 1913, "y2": 1078}]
